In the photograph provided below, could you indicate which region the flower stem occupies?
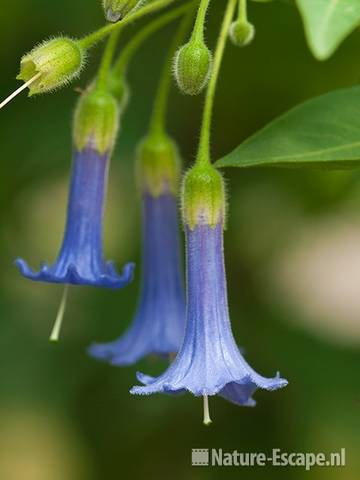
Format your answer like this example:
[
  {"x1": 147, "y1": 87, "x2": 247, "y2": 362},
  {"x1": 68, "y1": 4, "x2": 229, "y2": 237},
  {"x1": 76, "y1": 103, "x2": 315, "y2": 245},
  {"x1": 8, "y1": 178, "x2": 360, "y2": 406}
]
[
  {"x1": 203, "y1": 395, "x2": 212, "y2": 425},
  {"x1": 149, "y1": 3, "x2": 195, "y2": 137},
  {"x1": 77, "y1": 0, "x2": 177, "y2": 50},
  {"x1": 238, "y1": 0, "x2": 247, "y2": 22},
  {"x1": 196, "y1": 0, "x2": 237, "y2": 167},
  {"x1": 50, "y1": 285, "x2": 69, "y2": 343},
  {"x1": 112, "y1": 2, "x2": 192, "y2": 79},
  {"x1": 96, "y1": 31, "x2": 121, "y2": 91},
  {"x1": 192, "y1": 0, "x2": 211, "y2": 42}
]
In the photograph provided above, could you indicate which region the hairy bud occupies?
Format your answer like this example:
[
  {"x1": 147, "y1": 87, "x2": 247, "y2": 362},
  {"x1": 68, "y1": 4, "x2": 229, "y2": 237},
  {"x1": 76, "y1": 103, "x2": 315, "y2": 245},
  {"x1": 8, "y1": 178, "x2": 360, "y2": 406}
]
[
  {"x1": 229, "y1": 20, "x2": 255, "y2": 47},
  {"x1": 174, "y1": 40, "x2": 212, "y2": 96}
]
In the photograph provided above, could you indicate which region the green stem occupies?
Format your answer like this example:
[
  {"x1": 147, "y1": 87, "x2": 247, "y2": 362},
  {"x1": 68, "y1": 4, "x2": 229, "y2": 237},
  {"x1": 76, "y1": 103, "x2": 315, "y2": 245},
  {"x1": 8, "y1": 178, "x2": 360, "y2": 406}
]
[
  {"x1": 96, "y1": 31, "x2": 121, "y2": 91},
  {"x1": 77, "y1": 0, "x2": 176, "y2": 50},
  {"x1": 149, "y1": 4, "x2": 195, "y2": 136},
  {"x1": 191, "y1": 0, "x2": 211, "y2": 42},
  {"x1": 196, "y1": 0, "x2": 237, "y2": 166},
  {"x1": 113, "y1": 2, "x2": 192, "y2": 78},
  {"x1": 238, "y1": 0, "x2": 247, "y2": 22}
]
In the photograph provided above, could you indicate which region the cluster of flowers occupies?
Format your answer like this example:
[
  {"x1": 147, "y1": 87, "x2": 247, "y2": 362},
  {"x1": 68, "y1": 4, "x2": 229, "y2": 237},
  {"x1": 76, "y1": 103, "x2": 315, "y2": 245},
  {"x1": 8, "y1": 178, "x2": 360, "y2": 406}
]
[{"x1": 2, "y1": 0, "x2": 287, "y2": 424}]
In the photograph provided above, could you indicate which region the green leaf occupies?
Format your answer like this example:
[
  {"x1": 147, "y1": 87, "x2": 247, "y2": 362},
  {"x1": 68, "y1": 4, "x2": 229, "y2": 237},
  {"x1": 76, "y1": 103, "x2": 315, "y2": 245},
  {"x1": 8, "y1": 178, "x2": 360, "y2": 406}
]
[
  {"x1": 215, "y1": 87, "x2": 360, "y2": 170},
  {"x1": 296, "y1": 0, "x2": 360, "y2": 60}
]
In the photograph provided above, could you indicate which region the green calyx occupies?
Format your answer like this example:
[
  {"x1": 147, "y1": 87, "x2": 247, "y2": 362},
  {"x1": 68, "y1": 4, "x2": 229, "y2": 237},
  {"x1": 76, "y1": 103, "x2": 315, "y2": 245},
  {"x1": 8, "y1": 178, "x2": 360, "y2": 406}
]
[
  {"x1": 74, "y1": 89, "x2": 119, "y2": 155},
  {"x1": 182, "y1": 164, "x2": 226, "y2": 229},
  {"x1": 17, "y1": 37, "x2": 85, "y2": 96},
  {"x1": 174, "y1": 39, "x2": 212, "y2": 96},
  {"x1": 229, "y1": 20, "x2": 255, "y2": 47},
  {"x1": 103, "y1": 0, "x2": 143, "y2": 22},
  {"x1": 136, "y1": 133, "x2": 180, "y2": 197}
]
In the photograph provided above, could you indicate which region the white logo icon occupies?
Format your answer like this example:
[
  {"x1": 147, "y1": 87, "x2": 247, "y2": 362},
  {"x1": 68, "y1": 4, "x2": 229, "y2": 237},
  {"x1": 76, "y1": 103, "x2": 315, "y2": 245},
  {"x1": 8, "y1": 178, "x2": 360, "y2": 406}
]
[{"x1": 192, "y1": 449, "x2": 209, "y2": 466}]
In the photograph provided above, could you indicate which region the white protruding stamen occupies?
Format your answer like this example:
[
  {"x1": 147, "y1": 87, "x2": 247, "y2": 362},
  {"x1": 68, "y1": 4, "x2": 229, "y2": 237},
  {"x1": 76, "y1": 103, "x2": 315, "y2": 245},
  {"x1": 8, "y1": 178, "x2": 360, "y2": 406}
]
[
  {"x1": 203, "y1": 395, "x2": 212, "y2": 426},
  {"x1": 0, "y1": 72, "x2": 42, "y2": 110},
  {"x1": 50, "y1": 285, "x2": 69, "y2": 343}
]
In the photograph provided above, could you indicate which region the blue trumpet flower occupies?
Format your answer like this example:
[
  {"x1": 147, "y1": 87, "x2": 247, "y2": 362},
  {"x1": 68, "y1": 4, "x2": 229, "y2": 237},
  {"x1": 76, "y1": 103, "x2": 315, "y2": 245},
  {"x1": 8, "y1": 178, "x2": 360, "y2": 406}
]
[
  {"x1": 89, "y1": 134, "x2": 185, "y2": 364},
  {"x1": 131, "y1": 165, "x2": 287, "y2": 422},
  {"x1": 89, "y1": 193, "x2": 185, "y2": 364},
  {"x1": 16, "y1": 89, "x2": 134, "y2": 289}
]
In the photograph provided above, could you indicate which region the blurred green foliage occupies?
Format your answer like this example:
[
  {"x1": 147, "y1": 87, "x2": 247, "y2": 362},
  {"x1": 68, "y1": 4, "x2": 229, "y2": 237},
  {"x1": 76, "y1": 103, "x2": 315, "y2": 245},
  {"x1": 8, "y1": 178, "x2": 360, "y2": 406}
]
[{"x1": 0, "y1": 1, "x2": 360, "y2": 479}]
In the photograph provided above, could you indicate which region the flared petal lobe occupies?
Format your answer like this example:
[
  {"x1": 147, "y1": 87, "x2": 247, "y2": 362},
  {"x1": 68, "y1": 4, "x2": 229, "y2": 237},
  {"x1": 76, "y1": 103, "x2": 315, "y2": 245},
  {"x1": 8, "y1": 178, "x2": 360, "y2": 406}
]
[
  {"x1": 88, "y1": 192, "x2": 185, "y2": 364},
  {"x1": 131, "y1": 222, "x2": 287, "y2": 405},
  {"x1": 16, "y1": 148, "x2": 134, "y2": 288}
]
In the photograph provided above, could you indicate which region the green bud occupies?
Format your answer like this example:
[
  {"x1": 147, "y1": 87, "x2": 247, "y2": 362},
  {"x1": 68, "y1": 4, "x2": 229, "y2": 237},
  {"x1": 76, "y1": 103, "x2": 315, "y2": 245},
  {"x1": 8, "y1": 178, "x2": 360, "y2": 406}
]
[
  {"x1": 73, "y1": 89, "x2": 119, "y2": 155},
  {"x1": 136, "y1": 133, "x2": 180, "y2": 197},
  {"x1": 229, "y1": 20, "x2": 255, "y2": 47},
  {"x1": 108, "y1": 72, "x2": 130, "y2": 112},
  {"x1": 182, "y1": 165, "x2": 226, "y2": 229},
  {"x1": 17, "y1": 37, "x2": 85, "y2": 96},
  {"x1": 103, "y1": 0, "x2": 142, "y2": 22},
  {"x1": 174, "y1": 40, "x2": 212, "y2": 96}
]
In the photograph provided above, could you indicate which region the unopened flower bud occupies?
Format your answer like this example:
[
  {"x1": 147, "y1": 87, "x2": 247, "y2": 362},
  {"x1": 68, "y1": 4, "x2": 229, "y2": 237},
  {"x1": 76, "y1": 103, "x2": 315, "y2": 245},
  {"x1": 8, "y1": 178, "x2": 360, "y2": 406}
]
[
  {"x1": 137, "y1": 134, "x2": 180, "y2": 196},
  {"x1": 108, "y1": 72, "x2": 130, "y2": 112},
  {"x1": 174, "y1": 40, "x2": 212, "y2": 96},
  {"x1": 74, "y1": 89, "x2": 119, "y2": 155},
  {"x1": 182, "y1": 165, "x2": 226, "y2": 229},
  {"x1": 17, "y1": 37, "x2": 85, "y2": 96},
  {"x1": 103, "y1": 0, "x2": 142, "y2": 22},
  {"x1": 229, "y1": 20, "x2": 255, "y2": 47}
]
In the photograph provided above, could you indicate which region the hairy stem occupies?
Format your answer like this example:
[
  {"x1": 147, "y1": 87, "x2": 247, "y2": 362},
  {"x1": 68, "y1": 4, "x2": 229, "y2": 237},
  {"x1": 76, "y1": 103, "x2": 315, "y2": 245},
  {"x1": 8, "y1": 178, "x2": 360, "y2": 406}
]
[
  {"x1": 112, "y1": 2, "x2": 192, "y2": 78},
  {"x1": 196, "y1": 0, "x2": 237, "y2": 166},
  {"x1": 96, "y1": 31, "x2": 121, "y2": 91},
  {"x1": 192, "y1": 0, "x2": 211, "y2": 42},
  {"x1": 149, "y1": 3, "x2": 195, "y2": 136}
]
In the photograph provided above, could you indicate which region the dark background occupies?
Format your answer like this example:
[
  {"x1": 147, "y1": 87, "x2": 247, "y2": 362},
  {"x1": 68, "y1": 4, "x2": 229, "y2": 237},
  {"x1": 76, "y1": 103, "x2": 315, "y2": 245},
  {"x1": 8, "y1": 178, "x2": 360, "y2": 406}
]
[{"x1": 0, "y1": 1, "x2": 359, "y2": 479}]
